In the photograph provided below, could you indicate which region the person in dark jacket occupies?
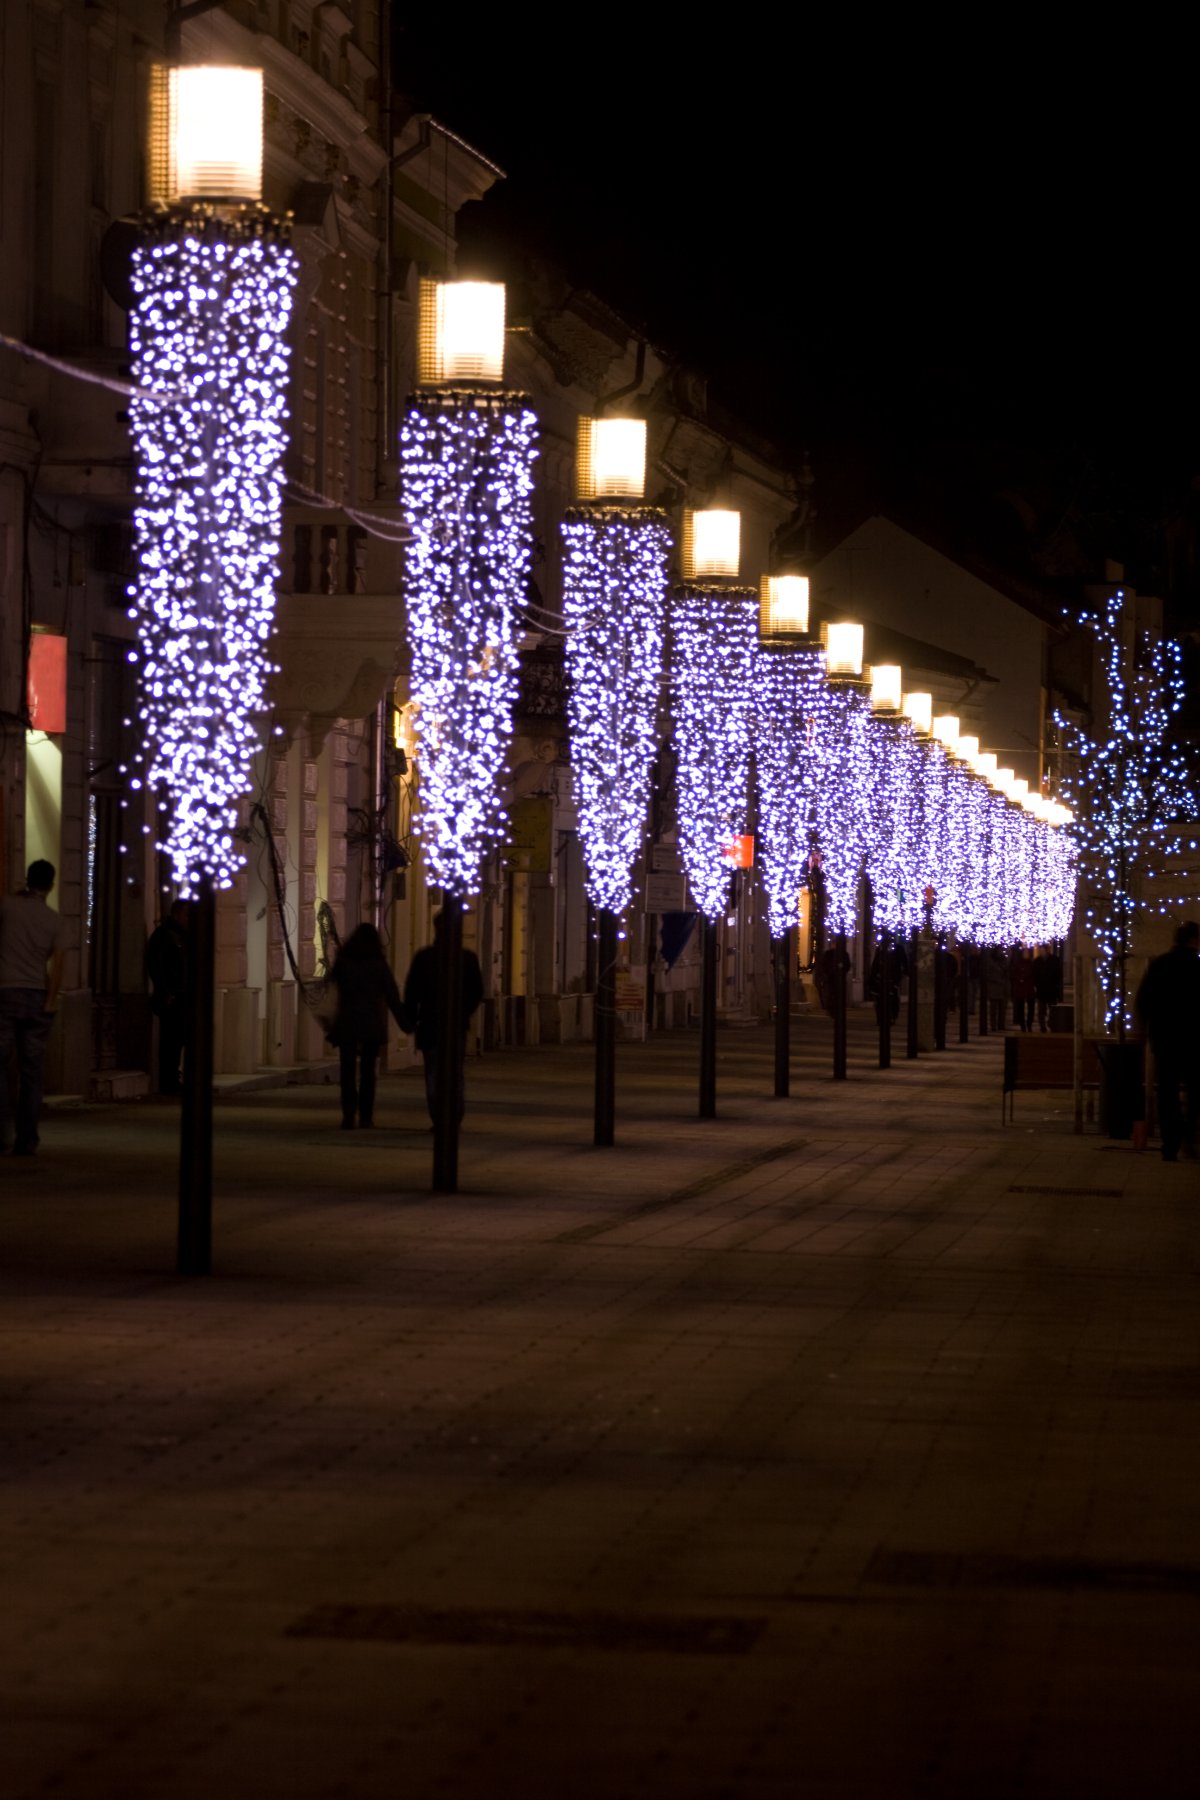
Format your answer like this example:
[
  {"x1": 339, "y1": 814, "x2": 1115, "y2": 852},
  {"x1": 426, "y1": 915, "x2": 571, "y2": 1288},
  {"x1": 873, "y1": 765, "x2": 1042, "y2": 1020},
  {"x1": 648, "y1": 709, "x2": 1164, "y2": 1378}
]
[
  {"x1": 403, "y1": 912, "x2": 485, "y2": 1125},
  {"x1": 1135, "y1": 921, "x2": 1200, "y2": 1162},
  {"x1": 328, "y1": 924, "x2": 408, "y2": 1129}
]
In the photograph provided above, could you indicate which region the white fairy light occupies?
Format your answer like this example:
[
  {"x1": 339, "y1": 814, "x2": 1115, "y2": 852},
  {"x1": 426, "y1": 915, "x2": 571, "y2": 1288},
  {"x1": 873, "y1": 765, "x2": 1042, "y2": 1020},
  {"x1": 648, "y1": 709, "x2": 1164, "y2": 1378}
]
[
  {"x1": 755, "y1": 646, "x2": 824, "y2": 938},
  {"x1": 1053, "y1": 587, "x2": 1195, "y2": 1027},
  {"x1": 671, "y1": 584, "x2": 758, "y2": 919},
  {"x1": 562, "y1": 508, "x2": 671, "y2": 914},
  {"x1": 127, "y1": 212, "x2": 297, "y2": 895},
  {"x1": 810, "y1": 678, "x2": 874, "y2": 935},
  {"x1": 399, "y1": 392, "x2": 538, "y2": 896}
]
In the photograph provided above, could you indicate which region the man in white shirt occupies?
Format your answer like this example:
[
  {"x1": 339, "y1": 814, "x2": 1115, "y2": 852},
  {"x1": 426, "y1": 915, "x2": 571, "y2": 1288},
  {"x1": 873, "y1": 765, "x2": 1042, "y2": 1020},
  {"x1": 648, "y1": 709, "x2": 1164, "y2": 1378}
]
[{"x1": 0, "y1": 860, "x2": 66, "y2": 1155}]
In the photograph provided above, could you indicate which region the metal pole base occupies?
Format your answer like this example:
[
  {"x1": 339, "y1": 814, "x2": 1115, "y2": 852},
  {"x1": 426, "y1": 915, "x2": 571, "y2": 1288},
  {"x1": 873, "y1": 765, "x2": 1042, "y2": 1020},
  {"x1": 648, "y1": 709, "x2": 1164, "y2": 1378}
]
[
  {"x1": 699, "y1": 916, "x2": 718, "y2": 1118},
  {"x1": 178, "y1": 878, "x2": 215, "y2": 1276},
  {"x1": 595, "y1": 908, "x2": 617, "y2": 1146},
  {"x1": 432, "y1": 895, "x2": 464, "y2": 1194},
  {"x1": 833, "y1": 931, "x2": 847, "y2": 1081},
  {"x1": 774, "y1": 928, "x2": 791, "y2": 1098}
]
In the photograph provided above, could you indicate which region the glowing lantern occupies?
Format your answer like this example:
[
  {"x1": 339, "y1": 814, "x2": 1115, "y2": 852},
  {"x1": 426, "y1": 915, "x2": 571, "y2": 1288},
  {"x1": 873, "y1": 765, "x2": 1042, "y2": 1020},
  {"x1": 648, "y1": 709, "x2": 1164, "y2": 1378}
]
[
  {"x1": 759, "y1": 574, "x2": 810, "y2": 639},
  {"x1": 576, "y1": 417, "x2": 646, "y2": 502},
  {"x1": 932, "y1": 713, "x2": 960, "y2": 753},
  {"x1": 903, "y1": 690, "x2": 933, "y2": 736},
  {"x1": 1010, "y1": 777, "x2": 1030, "y2": 804},
  {"x1": 683, "y1": 509, "x2": 740, "y2": 579},
  {"x1": 994, "y1": 765, "x2": 1016, "y2": 795},
  {"x1": 958, "y1": 733, "x2": 980, "y2": 764},
  {"x1": 151, "y1": 66, "x2": 264, "y2": 203},
  {"x1": 869, "y1": 663, "x2": 903, "y2": 713},
  {"x1": 418, "y1": 278, "x2": 506, "y2": 384},
  {"x1": 975, "y1": 751, "x2": 998, "y2": 780},
  {"x1": 823, "y1": 621, "x2": 864, "y2": 680}
]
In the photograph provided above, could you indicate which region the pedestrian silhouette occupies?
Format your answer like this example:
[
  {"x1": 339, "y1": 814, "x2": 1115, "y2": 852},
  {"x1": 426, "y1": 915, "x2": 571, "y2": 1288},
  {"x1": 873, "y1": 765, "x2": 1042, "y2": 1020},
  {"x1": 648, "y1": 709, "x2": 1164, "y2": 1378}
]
[
  {"x1": 0, "y1": 860, "x2": 66, "y2": 1155},
  {"x1": 146, "y1": 900, "x2": 190, "y2": 1095},
  {"x1": 328, "y1": 923, "x2": 408, "y2": 1129},
  {"x1": 1135, "y1": 920, "x2": 1200, "y2": 1162},
  {"x1": 403, "y1": 912, "x2": 485, "y2": 1125}
]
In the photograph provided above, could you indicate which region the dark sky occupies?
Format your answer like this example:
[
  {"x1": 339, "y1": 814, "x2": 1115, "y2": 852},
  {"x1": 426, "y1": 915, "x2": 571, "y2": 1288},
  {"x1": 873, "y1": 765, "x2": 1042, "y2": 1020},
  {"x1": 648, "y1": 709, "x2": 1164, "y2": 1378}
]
[{"x1": 394, "y1": 17, "x2": 1198, "y2": 609}]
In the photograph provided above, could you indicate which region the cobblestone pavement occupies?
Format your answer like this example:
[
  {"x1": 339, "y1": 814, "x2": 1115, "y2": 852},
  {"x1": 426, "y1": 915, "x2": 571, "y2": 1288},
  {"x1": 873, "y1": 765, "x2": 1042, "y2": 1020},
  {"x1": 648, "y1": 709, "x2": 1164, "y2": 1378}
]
[{"x1": 3, "y1": 1013, "x2": 1197, "y2": 1799}]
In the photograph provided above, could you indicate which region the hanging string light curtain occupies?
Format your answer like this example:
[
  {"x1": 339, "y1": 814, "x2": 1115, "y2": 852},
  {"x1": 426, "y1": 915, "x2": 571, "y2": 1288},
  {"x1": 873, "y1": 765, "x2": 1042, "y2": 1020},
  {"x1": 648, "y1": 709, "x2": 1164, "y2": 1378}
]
[
  {"x1": 399, "y1": 391, "x2": 538, "y2": 897},
  {"x1": 671, "y1": 584, "x2": 758, "y2": 919},
  {"x1": 810, "y1": 681, "x2": 875, "y2": 936},
  {"x1": 562, "y1": 508, "x2": 671, "y2": 915},
  {"x1": 865, "y1": 713, "x2": 925, "y2": 935},
  {"x1": 756, "y1": 647, "x2": 824, "y2": 938},
  {"x1": 127, "y1": 208, "x2": 297, "y2": 895}
]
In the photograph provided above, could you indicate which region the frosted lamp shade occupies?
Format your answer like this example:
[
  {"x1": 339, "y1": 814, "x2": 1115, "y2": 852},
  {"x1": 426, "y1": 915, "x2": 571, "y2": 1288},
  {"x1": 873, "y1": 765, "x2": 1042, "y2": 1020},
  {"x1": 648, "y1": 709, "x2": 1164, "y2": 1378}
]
[
  {"x1": 824, "y1": 621, "x2": 864, "y2": 678},
  {"x1": 903, "y1": 690, "x2": 933, "y2": 735},
  {"x1": 685, "y1": 509, "x2": 740, "y2": 579},
  {"x1": 975, "y1": 751, "x2": 998, "y2": 779},
  {"x1": 418, "y1": 279, "x2": 506, "y2": 383},
  {"x1": 869, "y1": 663, "x2": 902, "y2": 712},
  {"x1": 760, "y1": 574, "x2": 810, "y2": 637},
  {"x1": 958, "y1": 734, "x2": 980, "y2": 763},
  {"x1": 153, "y1": 66, "x2": 264, "y2": 202},
  {"x1": 576, "y1": 417, "x2": 646, "y2": 501},
  {"x1": 932, "y1": 713, "x2": 961, "y2": 752}
]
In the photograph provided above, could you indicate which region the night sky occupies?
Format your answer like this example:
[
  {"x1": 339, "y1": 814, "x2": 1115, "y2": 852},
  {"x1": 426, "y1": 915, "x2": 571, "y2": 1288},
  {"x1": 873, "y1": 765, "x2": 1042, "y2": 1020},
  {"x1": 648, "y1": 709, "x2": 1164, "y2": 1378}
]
[{"x1": 395, "y1": 18, "x2": 1199, "y2": 621}]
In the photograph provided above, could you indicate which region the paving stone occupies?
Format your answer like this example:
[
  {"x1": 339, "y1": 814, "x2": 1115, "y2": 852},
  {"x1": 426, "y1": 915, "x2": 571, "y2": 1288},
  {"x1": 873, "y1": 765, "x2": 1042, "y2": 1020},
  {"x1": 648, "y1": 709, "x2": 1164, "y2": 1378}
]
[{"x1": 2, "y1": 1013, "x2": 1198, "y2": 1797}]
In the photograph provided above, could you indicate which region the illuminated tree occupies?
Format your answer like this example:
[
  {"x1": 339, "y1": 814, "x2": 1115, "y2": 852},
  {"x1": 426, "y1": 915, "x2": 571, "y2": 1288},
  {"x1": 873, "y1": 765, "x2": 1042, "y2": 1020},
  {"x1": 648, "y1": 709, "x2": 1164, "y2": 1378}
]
[{"x1": 1053, "y1": 587, "x2": 1199, "y2": 1029}]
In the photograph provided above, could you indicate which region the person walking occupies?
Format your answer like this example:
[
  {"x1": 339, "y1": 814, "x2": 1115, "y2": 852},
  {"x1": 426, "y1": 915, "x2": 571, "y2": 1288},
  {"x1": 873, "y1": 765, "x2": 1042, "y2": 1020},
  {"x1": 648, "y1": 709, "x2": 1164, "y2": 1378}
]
[
  {"x1": 327, "y1": 923, "x2": 408, "y2": 1129},
  {"x1": 1032, "y1": 944, "x2": 1062, "y2": 1032},
  {"x1": 0, "y1": 860, "x2": 66, "y2": 1156},
  {"x1": 1009, "y1": 946, "x2": 1035, "y2": 1032},
  {"x1": 1135, "y1": 921, "x2": 1200, "y2": 1163},
  {"x1": 146, "y1": 900, "x2": 189, "y2": 1095},
  {"x1": 403, "y1": 912, "x2": 485, "y2": 1126}
]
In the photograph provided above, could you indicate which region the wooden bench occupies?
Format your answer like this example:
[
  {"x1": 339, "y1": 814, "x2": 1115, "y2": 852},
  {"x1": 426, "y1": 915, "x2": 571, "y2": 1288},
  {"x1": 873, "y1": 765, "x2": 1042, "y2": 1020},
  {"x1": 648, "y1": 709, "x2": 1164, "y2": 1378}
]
[{"x1": 1001, "y1": 1032, "x2": 1103, "y2": 1123}]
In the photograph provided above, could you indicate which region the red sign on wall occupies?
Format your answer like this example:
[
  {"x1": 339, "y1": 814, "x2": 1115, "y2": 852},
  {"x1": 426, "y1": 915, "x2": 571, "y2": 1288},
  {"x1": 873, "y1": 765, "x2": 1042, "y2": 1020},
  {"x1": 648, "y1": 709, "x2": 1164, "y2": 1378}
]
[
  {"x1": 721, "y1": 835, "x2": 754, "y2": 869},
  {"x1": 28, "y1": 633, "x2": 67, "y2": 734}
]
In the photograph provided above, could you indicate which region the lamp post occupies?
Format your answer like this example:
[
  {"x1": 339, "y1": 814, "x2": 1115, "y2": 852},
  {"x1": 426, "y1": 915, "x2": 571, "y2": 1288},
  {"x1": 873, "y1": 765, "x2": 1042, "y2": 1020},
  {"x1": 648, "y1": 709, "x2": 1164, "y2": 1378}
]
[
  {"x1": 817, "y1": 622, "x2": 870, "y2": 1082},
  {"x1": 865, "y1": 661, "x2": 909, "y2": 1072},
  {"x1": 562, "y1": 418, "x2": 670, "y2": 1146},
  {"x1": 128, "y1": 64, "x2": 297, "y2": 1275},
  {"x1": 399, "y1": 279, "x2": 538, "y2": 1192},
  {"x1": 756, "y1": 575, "x2": 821, "y2": 1098},
  {"x1": 671, "y1": 509, "x2": 756, "y2": 1119},
  {"x1": 901, "y1": 692, "x2": 933, "y2": 1059}
]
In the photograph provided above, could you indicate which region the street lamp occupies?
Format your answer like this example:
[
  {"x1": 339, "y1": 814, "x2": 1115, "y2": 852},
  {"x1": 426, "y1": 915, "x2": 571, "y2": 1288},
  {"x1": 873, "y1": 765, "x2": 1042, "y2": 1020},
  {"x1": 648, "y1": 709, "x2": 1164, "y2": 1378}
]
[
  {"x1": 672, "y1": 509, "x2": 757, "y2": 1118},
  {"x1": 129, "y1": 63, "x2": 297, "y2": 1275},
  {"x1": 562, "y1": 416, "x2": 670, "y2": 1146},
  {"x1": 811, "y1": 621, "x2": 870, "y2": 1080},
  {"x1": 756, "y1": 576, "x2": 821, "y2": 1097},
  {"x1": 399, "y1": 278, "x2": 538, "y2": 1191},
  {"x1": 864, "y1": 662, "x2": 917, "y2": 1070}
]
